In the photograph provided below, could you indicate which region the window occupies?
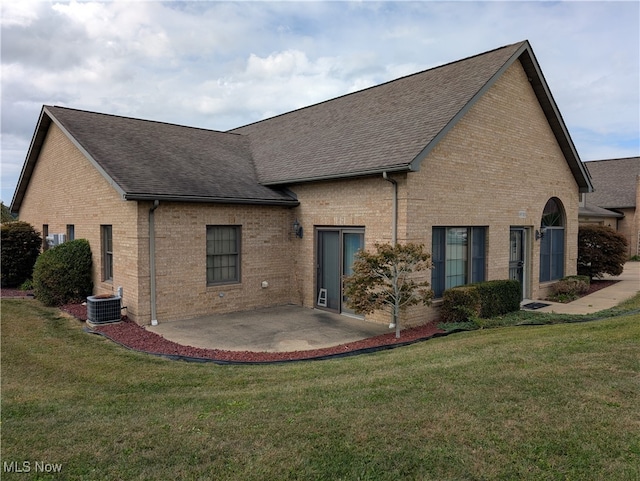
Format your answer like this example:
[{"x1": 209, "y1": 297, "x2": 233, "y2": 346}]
[
  {"x1": 66, "y1": 224, "x2": 75, "y2": 241},
  {"x1": 539, "y1": 198, "x2": 565, "y2": 282},
  {"x1": 207, "y1": 226, "x2": 241, "y2": 284},
  {"x1": 432, "y1": 227, "x2": 486, "y2": 298},
  {"x1": 102, "y1": 225, "x2": 113, "y2": 281}
]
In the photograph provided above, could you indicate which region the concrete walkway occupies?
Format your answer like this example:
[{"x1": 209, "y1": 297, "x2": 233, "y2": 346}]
[{"x1": 524, "y1": 262, "x2": 639, "y2": 315}]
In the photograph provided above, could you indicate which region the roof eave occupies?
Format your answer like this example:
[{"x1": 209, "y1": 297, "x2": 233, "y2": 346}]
[
  {"x1": 10, "y1": 108, "x2": 51, "y2": 213},
  {"x1": 261, "y1": 164, "x2": 412, "y2": 186},
  {"x1": 124, "y1": 193, "x2": 299, "y2": 207},
  {"x1": 517, "y1": 46, "x2": 594, "y2": 194}
]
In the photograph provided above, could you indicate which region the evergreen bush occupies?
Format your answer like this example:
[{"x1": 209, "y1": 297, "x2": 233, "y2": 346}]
[
  {"x1": 33, "y1": 239, "x2": 93, "y2": 306},
  {"x1": 1, "y1": 221, "x2": 42, "y2": 287}
]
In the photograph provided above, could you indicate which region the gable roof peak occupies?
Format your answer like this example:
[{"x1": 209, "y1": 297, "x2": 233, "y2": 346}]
[{"x1": 231, "y1": 40, "x2": 529, "y2": 133}]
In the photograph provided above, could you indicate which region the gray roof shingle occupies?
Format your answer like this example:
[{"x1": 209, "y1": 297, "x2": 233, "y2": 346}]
[
  {"x1": 12, "y1": 40, "x2": 593, "y2": 212},
  {"x1": 584, "y1": 157, "x2": 640, "y2": 209},
  {"x1": 17, "y1": 106, "x2": 298, "y2": 207},
  {"x1": 231, "y1": 42, "x2": 525, "y2": 184}
]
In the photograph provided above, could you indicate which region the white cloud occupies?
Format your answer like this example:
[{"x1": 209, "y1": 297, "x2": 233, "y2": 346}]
[{"x1": 0, "y1": 1, "x2": 41, "y2": 27}]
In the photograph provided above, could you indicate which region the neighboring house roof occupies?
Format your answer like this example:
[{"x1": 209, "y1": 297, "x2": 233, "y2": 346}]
[
  {"x1": 11, "y1": 40, "x2": 593, "y2": 213},
  {"x1": 579, "y1": 203, "x2": 624, "y2": 219},
  {"x1": 583, "y1": 157, "x2": 640, "y2": 209},
  {"x1": 11, "y1": 106, "x2": 298, "y2": 211},
  {"x1": 231, "y1": 40, "x2": 592, "y2": 193}
]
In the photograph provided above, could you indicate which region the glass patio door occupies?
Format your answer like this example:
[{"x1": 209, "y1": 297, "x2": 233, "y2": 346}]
[
  {"x1": 316, "y1": 229, "x2": 364, "y2": 314},
  {"x1": 342, "y1": 232, "x2": 365, "y2": 315}
]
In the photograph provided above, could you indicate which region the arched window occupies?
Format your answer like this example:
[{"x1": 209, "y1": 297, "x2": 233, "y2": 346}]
[{"x1": 539, "y1": 198, "x2": 565, "y2": 282}]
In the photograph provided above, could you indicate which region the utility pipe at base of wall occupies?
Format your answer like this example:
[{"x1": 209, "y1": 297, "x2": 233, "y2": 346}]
[
  {"x1": 383, "y1": 172, "x2": 398, "y2": 245},
  {"x1": 149, "y1": 200, "x2": 160, "y2": 325}
]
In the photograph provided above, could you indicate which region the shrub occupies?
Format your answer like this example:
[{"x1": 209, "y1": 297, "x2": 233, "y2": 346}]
[
  {"x1": 577, "y1": 225, "x2": 628, "y2": 279},
  {"x1": 1, "y1": 221, "x2": 42, "y2": 288},
  {"x1": 440, "y1": 280, "x2": 521, "y2": 322},
  {"x1": 475, "y1": 280, "x2": 522, "y2": 319},
  {"x1": 33, "y1": 239, "x2": 93, "y2": 306},
  {"x1": 548, "y1": 275, "x2": 590, "y2": 303},
  {"x1": 440, "y1": 286, "x2": 481, "y2": 323}
]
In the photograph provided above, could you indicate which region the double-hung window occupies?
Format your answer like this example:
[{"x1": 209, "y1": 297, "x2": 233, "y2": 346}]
[
  {"x1": 101, "y1": 225, "x2": 113, "y2": 281},
  {"x1": 207, "y1": 226, "x2": 241, "y2": 284},
  {"x1": 431, "y1": 227, "x2": 486, "y2": 298}
]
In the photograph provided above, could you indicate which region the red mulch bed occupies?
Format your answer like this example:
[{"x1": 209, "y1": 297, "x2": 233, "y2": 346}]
[
  {"x1": 0, "y1": 279, "x2": 619, "y2": 363},
  {"x1": 92, "y1": 318, "x2": 444, "y2": 363},
  {"x1": 582, "y1": 279, "x2": 619, "y2": 295}
]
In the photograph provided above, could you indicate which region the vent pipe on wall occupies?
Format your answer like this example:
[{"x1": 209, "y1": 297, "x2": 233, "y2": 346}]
[
  {"x1": 149, "y1": 200, "x2": 160, "y2": 325},
  {"x1": 382, "y1": 172, "x2": 398, "y2": 245}
]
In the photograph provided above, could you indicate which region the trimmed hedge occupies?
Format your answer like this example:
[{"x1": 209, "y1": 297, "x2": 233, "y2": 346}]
[
  {"x1": 441, "y1": 280, "x2": 521, "y2": 323},
  {"x1": 33, "y1": 239, "x2": 93, "y2": 306},
  {"x1": 1, "y1": 221, "x2": 42, "y2": 288}
]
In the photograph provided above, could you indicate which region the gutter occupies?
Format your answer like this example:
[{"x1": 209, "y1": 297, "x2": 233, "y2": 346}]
[
  {"x1": 125, "y1": 193, "x2": 299, "y2": 207},
  {"x1": 149, "y1": 200, "x2": 160, "y2": 325},
  {"x1": 383, "y1": 172, "x2": 398, "y2": 245}
]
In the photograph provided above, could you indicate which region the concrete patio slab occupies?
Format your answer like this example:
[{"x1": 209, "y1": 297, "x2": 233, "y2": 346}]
[
  {"x1": 146, "y1": 305, "x2": 392, "y2": 352},
  {"x1": 146, "y1": 264, "x2": 638, "y2": 353}
]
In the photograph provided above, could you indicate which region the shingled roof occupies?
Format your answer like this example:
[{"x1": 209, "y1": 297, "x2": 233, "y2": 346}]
[
  {"x1": 230, "y1": 40, "x2": 592, "y2": 192},
  {"x1": 584, "y1": 157, "x2": 640, "y2": 209},
  {"x1": 12, "y1": 40, "x2": 593, "y2": 213},
  {"x1": 12, "y1": 106, "x2": 298, "y2": 210}
]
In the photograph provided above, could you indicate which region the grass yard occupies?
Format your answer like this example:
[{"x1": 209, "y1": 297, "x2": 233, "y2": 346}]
[{"x1": 2, "y1": 297, "x2": 639, "y2": 480}]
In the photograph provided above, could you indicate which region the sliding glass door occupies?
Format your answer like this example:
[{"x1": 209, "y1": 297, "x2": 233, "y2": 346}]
[{"x1": 316, "y1": 228, "x2": 364, "y2": 315}]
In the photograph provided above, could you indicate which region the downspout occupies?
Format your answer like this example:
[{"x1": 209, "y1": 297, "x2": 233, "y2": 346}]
[
  {"x1": 382, "y1": 172, "x2": 398, "y2": 245},
  {"x1": 383, "y1": 172, "x2": 400, "y2": 337},
  {"x1": 149, "y1": 200, "x2": 160, "y2": 325}
]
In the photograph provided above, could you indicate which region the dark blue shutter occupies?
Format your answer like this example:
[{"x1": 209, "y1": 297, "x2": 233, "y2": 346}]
[
  {"x1": 471, "y1": 227, "x2": 486, "y2": 283},
  {"x1": 431, "y1": 228, "x2": 446, "y2": 298},
  {"x1": 539, "y1": 232, "x2": 551, "y2": 282},
  {"x1": 551, "y1": 228, "x2": 565, "y2": 280}
]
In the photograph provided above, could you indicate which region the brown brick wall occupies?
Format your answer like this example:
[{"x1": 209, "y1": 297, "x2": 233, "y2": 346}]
[
  {"x1": 287, "y1": 176, "x2": 399, "y2": 323},
  {"x1": 17, "y1": 123, "x2": 144, "y2": 322},
  {"x1": 287, "y1": 60, "x2": 581, "y2": 327},
  {"x1": 402, "y1": 59, "x2": 579, "y2": 324},
  {"x1": 150, "y1": 202, "x2": 295, "y2": 322},
  {"x1": 18, "y1": 57, "x2": 583, "y2": 328}
]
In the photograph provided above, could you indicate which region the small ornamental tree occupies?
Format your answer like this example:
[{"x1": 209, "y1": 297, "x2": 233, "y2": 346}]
[
  {"x1": 344, "y1": 242, "x2": 433, "y2": 338},
  {"x1": 1, "y1": 221, "x2": 42, "y2": 287},
  {"x1": 577, "y1": 225, "x2": 628, "y2": 279}
]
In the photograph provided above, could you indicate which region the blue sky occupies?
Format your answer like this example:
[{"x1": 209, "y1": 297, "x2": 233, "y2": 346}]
[{"x1": 2, "y1": 1, "x2": 639, "y2": 205}]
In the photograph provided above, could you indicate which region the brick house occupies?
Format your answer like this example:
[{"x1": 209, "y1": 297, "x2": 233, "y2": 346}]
[
  {"x1": 580, "y1": 157, "x2": 640, "y2": 257},
  {"x1": 11, "y1": 40, "x2": 593, "y2": 326}
]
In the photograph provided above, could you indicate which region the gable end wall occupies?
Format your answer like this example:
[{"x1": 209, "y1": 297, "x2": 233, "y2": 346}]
[
  {"x1": 404, "y1": 59, "x2": 580, "y2": 324},
  {"x1": 16, "y1": 123, "x2": 144, "y2": 322}
]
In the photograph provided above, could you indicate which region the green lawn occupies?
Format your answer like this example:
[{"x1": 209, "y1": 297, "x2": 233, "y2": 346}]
[{"x1": 2, "y1": 297, "x2": 639, "y2": 480}]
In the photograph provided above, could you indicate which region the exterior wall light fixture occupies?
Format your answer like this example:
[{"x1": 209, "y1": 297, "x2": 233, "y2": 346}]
[
  {"x1": 535, "y1": 227, "x2": 547, "y2": 241},
  {"x1": 293, "y1": 219, "x2": 303, "y2": 238}
]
